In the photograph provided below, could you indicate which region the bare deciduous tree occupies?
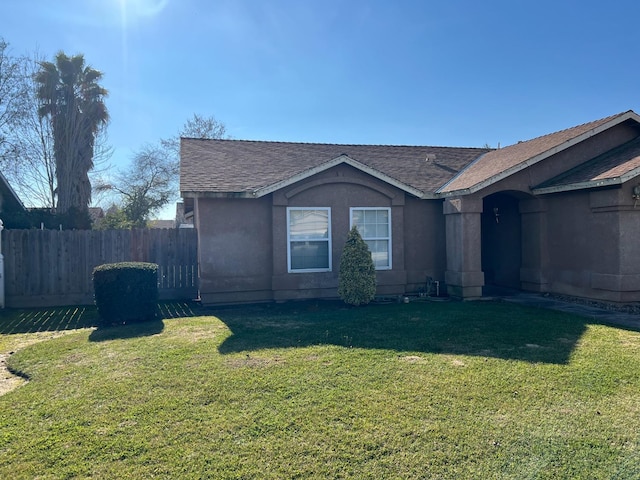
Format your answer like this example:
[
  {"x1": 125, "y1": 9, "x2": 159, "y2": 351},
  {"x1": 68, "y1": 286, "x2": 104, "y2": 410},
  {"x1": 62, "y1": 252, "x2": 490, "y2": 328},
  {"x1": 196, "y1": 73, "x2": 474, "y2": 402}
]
[
  {"x1": 96, "y1": 145, "x2": 176, "y2": 228},
  {"x1": 5, "y1": 52, "x2": 56, "y2": 207},
  {"x1": 160, "y1": 113, "x2": 229, "y2": 155},
  {"x1": 0, "y1": 38, "x2": 27, "y2": 167},
  {"x1": 95, "y1": 113, "x2": 228, "y2": 227}
]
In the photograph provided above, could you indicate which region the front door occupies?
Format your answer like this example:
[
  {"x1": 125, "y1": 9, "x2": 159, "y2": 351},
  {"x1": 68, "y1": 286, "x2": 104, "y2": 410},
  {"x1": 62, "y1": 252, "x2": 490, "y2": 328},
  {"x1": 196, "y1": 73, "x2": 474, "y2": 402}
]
[{"x1": 482, "y1": 193, "x2": 522, "y2": 290}]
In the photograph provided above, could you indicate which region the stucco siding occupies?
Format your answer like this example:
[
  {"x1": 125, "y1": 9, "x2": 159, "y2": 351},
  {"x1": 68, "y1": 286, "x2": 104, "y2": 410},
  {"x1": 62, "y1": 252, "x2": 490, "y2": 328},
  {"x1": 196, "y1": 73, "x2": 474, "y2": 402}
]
[
  {"x1": 403, "y1": 197, "x2": 447, "y2": 292},
  {"x1": 197, "y1": 197, "x2": 274, "y2": 303},
  {"x1": 545, "y1": 195, "x2": 599, "y2": 297},
  {"x1": 194, "y1": 164, "x2": 448, "y2": 304},
  {"x1": 542, "y1": 187, "x2": 640, "y2": 301},
  {"x1": 272, "y1": 165, "x2": 408, "y2": 300}
]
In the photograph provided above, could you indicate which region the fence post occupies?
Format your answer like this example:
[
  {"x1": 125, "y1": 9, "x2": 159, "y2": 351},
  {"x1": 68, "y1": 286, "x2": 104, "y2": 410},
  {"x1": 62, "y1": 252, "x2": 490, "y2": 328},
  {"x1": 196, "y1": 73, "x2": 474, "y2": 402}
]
[{"x1": 0, "y1": 219, "x2": 4, "y2": 308}]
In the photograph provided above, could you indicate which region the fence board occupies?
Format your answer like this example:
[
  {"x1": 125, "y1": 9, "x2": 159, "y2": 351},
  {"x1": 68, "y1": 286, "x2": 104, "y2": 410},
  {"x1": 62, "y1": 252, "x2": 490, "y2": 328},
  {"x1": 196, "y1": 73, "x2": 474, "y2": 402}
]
[{"x1": 2, "y1": 228, "x2": 198, "y2": 308}]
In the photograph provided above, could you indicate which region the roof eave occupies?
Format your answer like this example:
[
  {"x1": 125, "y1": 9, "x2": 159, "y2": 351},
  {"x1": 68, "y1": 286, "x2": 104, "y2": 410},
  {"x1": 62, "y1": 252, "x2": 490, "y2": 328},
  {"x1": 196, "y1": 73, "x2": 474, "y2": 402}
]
[
  {"x1": 436, "y1": 188, "x2": 473, "y2": 198},
  {"x1": 181, "y1": 191, "x2": 256, "y2": 199},
  {"x1": 532, "y1": 178, "x2": 622, "y2": 195},
  {"x1": 532, "y1": 165, "x2": 640, "y2": 195}
]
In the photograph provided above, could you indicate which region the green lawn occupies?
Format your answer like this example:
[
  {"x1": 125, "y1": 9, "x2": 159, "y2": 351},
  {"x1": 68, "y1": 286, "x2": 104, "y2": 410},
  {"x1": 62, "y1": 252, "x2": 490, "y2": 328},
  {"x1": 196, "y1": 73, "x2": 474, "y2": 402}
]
[{"x1": 1, "y1": 300, "x2": 639, "y2": 479}]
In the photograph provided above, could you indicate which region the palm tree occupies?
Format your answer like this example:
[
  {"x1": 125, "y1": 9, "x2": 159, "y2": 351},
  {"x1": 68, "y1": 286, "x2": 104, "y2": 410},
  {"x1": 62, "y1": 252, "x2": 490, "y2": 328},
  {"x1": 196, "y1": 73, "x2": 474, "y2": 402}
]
[{"x1": 35, "y1": 52, "x2": 108, "y2": 224}]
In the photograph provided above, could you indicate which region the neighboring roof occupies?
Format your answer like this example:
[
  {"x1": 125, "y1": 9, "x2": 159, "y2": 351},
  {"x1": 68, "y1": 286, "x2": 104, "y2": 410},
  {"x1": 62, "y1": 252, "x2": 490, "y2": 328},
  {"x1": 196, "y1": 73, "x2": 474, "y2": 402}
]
[
  {"x1": 148, "y1": 219, "x2": 176, "y2": 229},
  {"x1": 0, "y1": 171, "x2": 26, "y2": 212},
  {"x1": 180, "y1": 139, "x2": 489, "y2": 199},
  {"x1": 533, "y1": 137, "x2": 640, "y2": 194},
  {"x1": 438, "y1": 110, "x2": 640, "y2": 195},
  {"x1": 88, "y1": 207, "x2": 104, "y2": 222}
]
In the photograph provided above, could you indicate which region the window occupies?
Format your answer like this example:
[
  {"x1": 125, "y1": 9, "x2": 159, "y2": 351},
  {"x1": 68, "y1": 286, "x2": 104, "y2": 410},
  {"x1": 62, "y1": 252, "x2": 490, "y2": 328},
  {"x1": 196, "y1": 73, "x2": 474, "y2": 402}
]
[
  {"x1": 350, "y1": 208, "x2": 391, "y2": 270},
  {"x1": 287, "y1": 208, "x2": 331, "y2": 272}
]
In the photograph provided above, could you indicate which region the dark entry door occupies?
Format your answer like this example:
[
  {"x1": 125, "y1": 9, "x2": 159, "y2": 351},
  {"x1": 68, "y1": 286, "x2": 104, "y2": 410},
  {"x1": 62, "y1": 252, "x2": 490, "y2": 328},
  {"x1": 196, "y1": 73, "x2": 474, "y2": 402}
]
[{"x1": 481, "y1": 193, "x2": 521, "y2": 289}]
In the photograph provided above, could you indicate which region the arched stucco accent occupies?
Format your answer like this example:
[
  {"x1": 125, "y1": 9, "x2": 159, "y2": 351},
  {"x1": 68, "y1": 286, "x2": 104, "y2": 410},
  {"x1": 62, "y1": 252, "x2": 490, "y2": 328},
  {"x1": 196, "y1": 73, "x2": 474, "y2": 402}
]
[
  {"x1": 283, "y1": 176, "x2": 404, "y2": 205},
  {"x1": 477, "y1": 188, "x2": 535, "y2": 205}
]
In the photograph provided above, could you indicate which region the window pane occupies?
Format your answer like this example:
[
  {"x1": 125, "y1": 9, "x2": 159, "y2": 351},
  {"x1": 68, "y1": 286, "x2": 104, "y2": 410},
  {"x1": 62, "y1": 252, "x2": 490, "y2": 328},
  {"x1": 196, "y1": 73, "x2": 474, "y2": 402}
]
[
  {"x1": 366, "y1": 240, "x2": 389, "y2": 268},
  {"x1": 290, "y1": 210, "x2": 328, "y2": 240},
  {"x1": 351, "y1": 208, "x2": 390, "y2": 269},
  {"x1": 364, "y1": 210, "x2": 375, "y2": 223},
  {"x1": 362, "y1": 224, "x2": 376, "y2": 238},
  {"x1": 290, "y1": 241, "x2": 329, "y2": 270},
  {"x1": 376, "y1": 224, "x2": 389, "y2": 237}
]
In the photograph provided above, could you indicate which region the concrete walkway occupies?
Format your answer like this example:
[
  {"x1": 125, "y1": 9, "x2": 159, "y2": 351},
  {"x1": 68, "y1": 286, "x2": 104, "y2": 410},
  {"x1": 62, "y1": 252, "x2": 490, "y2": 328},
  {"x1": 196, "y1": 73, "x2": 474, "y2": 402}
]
[{"x1": 500, "y1": 292, "x2": 640, "y2": 330}]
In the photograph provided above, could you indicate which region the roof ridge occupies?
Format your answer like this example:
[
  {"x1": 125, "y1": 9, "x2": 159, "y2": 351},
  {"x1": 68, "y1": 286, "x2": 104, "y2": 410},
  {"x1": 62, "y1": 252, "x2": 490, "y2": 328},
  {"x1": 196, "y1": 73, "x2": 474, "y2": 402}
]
[
  {"x1": 508, "y1": 111, "x2": 632, "y2": 147},
  {"x1": 181, "y1": 137, "x2": 490, "y2": 150}
]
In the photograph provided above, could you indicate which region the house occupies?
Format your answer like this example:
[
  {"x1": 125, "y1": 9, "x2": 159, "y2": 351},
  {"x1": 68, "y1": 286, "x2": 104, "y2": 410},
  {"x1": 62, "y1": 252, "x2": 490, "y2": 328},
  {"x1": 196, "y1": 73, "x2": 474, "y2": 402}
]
[
  {"x1": 88, "y1": 207, "x2": 105, "y2": 224},
  {"x1": 175, "y1": 201, "x2": 194, "y2": 228},
  {"x1": 0, "y1": 171, "x2": 27, "y2": 227},
  {"x1": 180, "y1": 110, "x2": 640, "y2": 305},
  {"x1": 148, "y1": 219, "x2": 177, "y2": 229}
]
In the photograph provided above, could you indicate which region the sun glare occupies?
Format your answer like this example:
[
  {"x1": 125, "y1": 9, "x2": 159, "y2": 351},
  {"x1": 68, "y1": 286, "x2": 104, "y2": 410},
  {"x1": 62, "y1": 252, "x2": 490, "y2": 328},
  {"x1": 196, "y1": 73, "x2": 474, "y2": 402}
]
[
  {"x1": 117, "y1": 0, "x2": 169, "y2": 23},
  {"x1": 116, "y1": 0, "x2": 169, "y2": 61}
]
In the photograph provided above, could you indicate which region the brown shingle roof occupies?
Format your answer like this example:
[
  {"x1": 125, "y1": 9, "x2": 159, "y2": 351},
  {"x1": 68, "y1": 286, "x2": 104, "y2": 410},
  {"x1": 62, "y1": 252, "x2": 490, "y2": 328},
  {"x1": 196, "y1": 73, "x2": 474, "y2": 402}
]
[
  {"x1": 180, "y1": 139, "x2": 489, "y2": 197},
  {"x1": 438, "y1": 111, "x2": 638, "y2": 194},
  {"x1": 180, "y1": 111, "x2": 640, "y2": 199},
  {"x1": 534, "y1": 137, "x2": 640, "y2": 192}
]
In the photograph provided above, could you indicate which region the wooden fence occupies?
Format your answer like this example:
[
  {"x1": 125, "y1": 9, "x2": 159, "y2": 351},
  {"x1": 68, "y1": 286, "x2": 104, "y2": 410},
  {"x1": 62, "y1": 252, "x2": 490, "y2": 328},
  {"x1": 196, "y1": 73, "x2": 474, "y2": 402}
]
[{"x1": 2, "y1": 228, "x2": 198, "y2": 308}]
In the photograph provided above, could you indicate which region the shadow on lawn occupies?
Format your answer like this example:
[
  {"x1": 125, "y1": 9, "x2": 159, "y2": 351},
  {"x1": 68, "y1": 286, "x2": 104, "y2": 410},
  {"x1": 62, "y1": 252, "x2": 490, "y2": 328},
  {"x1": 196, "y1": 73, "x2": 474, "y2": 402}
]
[
  {"x1": 88, "y1": 302, "x2": 204, "y2": 342},
  {"x1": 0, "y1": 302, "x2": 201, "y2": 336},
  {"x1": 0, "y1": 306, "x2": 99, "y2": 334},
  {"x1": 89, "y1": 319, "x2": 166, "y2": 342},
  {"x1": 215, "y1": 300, "x2": 591, "y2": 364}
]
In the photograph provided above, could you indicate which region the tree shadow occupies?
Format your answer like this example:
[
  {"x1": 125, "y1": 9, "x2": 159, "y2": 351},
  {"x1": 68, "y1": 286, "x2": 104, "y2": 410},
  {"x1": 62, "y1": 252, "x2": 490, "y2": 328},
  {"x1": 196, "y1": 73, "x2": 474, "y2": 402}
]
[
  {"x1": 0, "y1": 301, "x2": 201, "y2": 336},
  {"x1": 88, "y1": 301, "x2": 205, "y2": 342},
  {"x1": 215, "y1": 300, "x2": 592, "y2": 365}
]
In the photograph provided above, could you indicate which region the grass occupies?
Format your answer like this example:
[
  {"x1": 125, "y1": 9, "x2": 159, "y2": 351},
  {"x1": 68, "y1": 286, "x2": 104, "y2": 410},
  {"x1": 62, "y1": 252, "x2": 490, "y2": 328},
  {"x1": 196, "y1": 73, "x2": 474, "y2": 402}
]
[{"x1": 0, "y1": 300, "x2": 639, "y2": 479}]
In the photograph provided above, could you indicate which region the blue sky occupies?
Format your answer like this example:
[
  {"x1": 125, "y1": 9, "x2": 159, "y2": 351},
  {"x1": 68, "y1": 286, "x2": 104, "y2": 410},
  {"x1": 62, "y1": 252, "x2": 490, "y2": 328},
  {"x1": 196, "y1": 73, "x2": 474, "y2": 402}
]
[{"x1": 2, "y1": 0, "x2": 640, "y2": 213}]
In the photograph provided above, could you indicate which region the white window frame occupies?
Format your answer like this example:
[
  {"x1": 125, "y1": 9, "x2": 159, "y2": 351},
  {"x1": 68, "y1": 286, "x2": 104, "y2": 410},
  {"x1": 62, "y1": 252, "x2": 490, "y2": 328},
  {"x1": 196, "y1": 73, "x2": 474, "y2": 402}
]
[
  {"x1": 350, "y1": 207, "x2": 392, "y2": 270},
  {"x1": 287, "y1": 207, "x2": 332, "y2": 273}
]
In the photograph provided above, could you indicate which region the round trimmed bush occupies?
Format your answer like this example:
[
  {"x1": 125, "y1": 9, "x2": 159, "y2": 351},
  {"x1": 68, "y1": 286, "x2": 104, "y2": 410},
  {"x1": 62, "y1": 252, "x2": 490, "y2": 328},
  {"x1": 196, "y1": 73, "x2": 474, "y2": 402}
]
[{"x1": 93, "y1": 262, "x2": 159, "y2": 326}]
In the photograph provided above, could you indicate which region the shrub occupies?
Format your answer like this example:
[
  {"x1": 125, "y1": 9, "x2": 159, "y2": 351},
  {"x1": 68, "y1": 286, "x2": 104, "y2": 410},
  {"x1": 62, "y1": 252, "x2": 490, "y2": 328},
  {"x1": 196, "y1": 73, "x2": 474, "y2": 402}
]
[
  {"x1": 3, "y1": 207, "x2": 93, "y2": 230},
  {"x1": 338, "y1": 226, "x2": 377, "y2": 306},
  {"x1": 93, "y1": 262, "x2": 159, "y2": 326}
]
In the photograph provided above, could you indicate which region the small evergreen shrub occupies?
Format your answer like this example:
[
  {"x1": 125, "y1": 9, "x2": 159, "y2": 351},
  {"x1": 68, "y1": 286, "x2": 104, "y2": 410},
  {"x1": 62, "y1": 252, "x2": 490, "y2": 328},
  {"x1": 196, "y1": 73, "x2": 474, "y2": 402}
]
[
  {"x1": 338, "y1": 226, "x2": 377, "y2": 306},
  {"x1": 93, "y1": 262, "x2": 159, "y2": 326}
]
